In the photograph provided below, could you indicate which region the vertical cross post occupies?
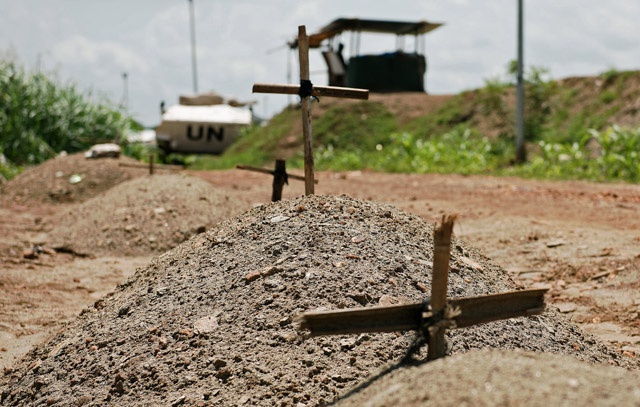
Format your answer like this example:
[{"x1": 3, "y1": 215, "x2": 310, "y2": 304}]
[
  {"x1": 298, "y1": 25, "x2": 315, "y2": 195},
  {"x1": 236, "y1": 160, "x2": 314, "y2": 202},
  {"x1": 149, "y1": 154, "x2": 155, "y2": 175},
  {"x1": 272, "y1": 159, "x2": 287, "y2": 201},
  {"x1": 252, "y1": 25, "x2": 368, "y2": 196},
  {"x1": 427, "y1": 214, "x2": 456, "y2": 360}
]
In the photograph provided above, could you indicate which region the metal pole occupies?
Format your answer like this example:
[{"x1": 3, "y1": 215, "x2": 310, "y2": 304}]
[
  {"x1": 188, "y1": 0, "x2": 199, "y2": 94},
  {"x1": 515, "y1": 0, "x2": 526, "y2": 163},
  {"x1": 287, "y1": 47, "x2": 292, "y2": 106},
  {"x1": 122, "y1": 72, "x2": 129, "y2": 113}
]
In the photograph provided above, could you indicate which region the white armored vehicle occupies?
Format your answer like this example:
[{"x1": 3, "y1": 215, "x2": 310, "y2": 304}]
[{"x1": 155, "y1": 92, "x2": 253, "y2": 156}]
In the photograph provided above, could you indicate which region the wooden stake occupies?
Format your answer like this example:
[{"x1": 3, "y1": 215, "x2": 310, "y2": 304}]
[
  {"x1": 428, "y1": 214, "x2": 457, "y2": 360},
  {"x1": 236, "y1": 163, "x2": 308, "y2": 182},
  {"x1": 272, "y1": 159, "x2": 286, "y2": 201},
  {"x1": 236, "y1": 160, "x2": 316, "y2": 202},
  {"x1": 298, "y1": 25, "x2": 314, "y2": 195},
  {"x1": 298, "y1": 289, "x2": 547, "y2": 336},
  {"x1": 149, "y1": 154, "x2": 155, "y2": 175},
  {"x1": 295, "y1": 213, "x2": 548, "y2": 364}
]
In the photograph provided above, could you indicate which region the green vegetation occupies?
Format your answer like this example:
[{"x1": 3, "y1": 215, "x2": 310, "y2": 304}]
[
  {"x1": 5, "y1": 55, "x2": 640, "y2": 185},
  {"x1": 404, "y1": 93, "x2": 475, "y2": 139},
  {"x1": 0, "y1": 59, "x2": 141, "y2": 180},
  {"x1": 200, "y1": 65, "x2": 640, "y2": 183},
  {"x1": 315, "y1": 127, "x2": 512, "y2": 174},
  {"x1": 508, "y1": 126, "x2": 640, "y2": 182}
]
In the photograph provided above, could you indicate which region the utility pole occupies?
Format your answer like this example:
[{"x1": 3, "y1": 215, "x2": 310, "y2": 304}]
[
  {"x1": 515, "y1": 0, "x2": 526, "y2": 163},
  {"x1": 122, "y1": 72, "x2": 129, "y2": 113},
  {"x1": 188, "y1": 0, "x2": 199, "y2": 94}
]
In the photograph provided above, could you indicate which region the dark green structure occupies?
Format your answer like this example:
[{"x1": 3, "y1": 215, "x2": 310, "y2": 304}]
[
  {"x1": 346, "y1": 52, "x2": 426, "y2": 92},
  {"x1": 303, "y1": 18, "x2": 443, "y2": 93}
]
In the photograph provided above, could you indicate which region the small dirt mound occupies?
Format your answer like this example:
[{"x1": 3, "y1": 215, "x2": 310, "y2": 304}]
[
  {"x1": 335, "y1": 348, "x2": 640, "y2": 407},
  {"x1": 48, "y1": 173, "x2": 251, "y2": 257},
  {"x1": 0, "y1": 152, "x2": 148, "y2": 206},
  {"x1": 1, "y1": 195, "x2": 634, "y2": 406}
]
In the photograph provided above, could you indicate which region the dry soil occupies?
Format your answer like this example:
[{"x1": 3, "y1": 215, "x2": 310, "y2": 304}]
[{"x1": 0, "y1": 155, "x2": 639, "y2": 406}]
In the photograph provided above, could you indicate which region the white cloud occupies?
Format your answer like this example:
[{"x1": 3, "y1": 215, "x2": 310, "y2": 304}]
[
  {"x1": 52, "y1": 36, "x2": 148, "y2": 74},
  {"x1": 2, "y1": 0, "x2": 639, "y2": 126}
]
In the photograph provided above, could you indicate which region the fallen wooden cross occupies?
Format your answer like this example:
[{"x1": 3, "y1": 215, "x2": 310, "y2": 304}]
[
  {"x1": 252, "y1": 25, "x2": 369, "y2": 196},
  {"x1": 298, "y1": 215, "x2": 548, "y2": 361},
  {"x1": 118, "y1": 154, "x2": 184, "y2": 175},
  {"x1": 236, "y1": 159, "x2": 316, "y2": 201}
]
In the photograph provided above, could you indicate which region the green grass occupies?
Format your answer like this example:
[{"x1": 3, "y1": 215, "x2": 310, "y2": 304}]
[
  {"x1": 315, "y1": 126, "x2": 512, "y2": 174},
  {"x1": 505, "y1": 126, "x2": 640, "y2": 182},
  {"x1": 190, "y1": 67, "x2": 640, "y2": 184},
  {"x1": 404, "y1": 93, "x2": 475, "y2": 139},
  {"x1": 312, "y1": 101, "x2": 397, "y2": 150}
]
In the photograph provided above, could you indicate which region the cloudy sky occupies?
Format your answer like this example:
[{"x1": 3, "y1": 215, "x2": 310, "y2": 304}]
[{"x1": 2, "y1": 1, "x2": 639, "y2": 127}]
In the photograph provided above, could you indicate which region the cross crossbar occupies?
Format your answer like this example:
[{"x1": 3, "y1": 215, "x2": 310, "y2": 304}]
[
  {"x1": 237, "y1": 159, "x2": 316, "y2": 202},
  {"x1": 252, "y1": 83, "x2": 369, "y2": 100},
  {"x1": 236, "y1": 164, "x2": 309, "y2": 182},
  {"x1": 297, "y1": 288, "x2": 547, "y2": 336},
  {"x1": 295, "y1": 215, "x2": 549, "y2": 361}
]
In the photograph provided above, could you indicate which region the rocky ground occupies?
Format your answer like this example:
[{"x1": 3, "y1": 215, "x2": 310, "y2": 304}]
[{"x1": 0, "y1": 154, "x2": 639, "y2": 405}]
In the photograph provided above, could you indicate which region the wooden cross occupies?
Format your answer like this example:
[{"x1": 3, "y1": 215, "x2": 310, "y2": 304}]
[
  {"x1": 253, "y1": 25, "x2": 369, "y2": 195},
  {"x1": 236, "y1": 159, "x2": 316, "y2": 202},
  {"x1": 118, "y1": 155, "x2": 184, "y2": 175},
  {"x1": 297, "y1": 215, "x2": 548, "y2": 361}
]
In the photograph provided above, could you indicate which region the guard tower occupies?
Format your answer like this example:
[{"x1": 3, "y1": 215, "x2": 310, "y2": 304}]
[{"x1": 300, "y1": 18, "x2": 443, "y2": 92}]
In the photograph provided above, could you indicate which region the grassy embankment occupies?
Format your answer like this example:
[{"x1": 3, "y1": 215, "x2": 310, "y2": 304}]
[{"x1": 194, "y1": 67, "x2": 640, "y2": 183}]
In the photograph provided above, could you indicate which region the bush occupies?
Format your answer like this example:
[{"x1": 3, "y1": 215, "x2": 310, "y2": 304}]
[
  {"x1": 316, "y1": 126, "x2": 512, "y2": 174},
  {"x1": 509, "y1": 126, "x2": 640, "y2": 182},
  {"x1": 0, "y1": 59, "x2": 141, "y2": 176}
]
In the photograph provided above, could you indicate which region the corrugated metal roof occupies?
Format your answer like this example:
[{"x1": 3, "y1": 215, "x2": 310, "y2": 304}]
[{"x1": 306, "y1": 18, "x2": 443, "y2": 48}]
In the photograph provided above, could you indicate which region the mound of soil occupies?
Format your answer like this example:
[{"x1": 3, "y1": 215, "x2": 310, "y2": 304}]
[
  {"x1": 48, "y1": 173, "x2": 251, "y2": 257},
  {"x1": 335, "y1": 348, "x2": 640, "y2": 406},
  {"x1": 0, "y1": 152, "x2": 147, "y2": 206},
  {"x1": 1, "y1": 195, "x2": 634, "y2": 406}
]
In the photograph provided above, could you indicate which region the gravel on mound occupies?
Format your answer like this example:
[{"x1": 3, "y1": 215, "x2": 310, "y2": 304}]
[
  {"x1": 1, "y1": 195, "x2": 635, "y2": 406},
  {"x1": 0, "y1": 152, "x2": 147, "y2": 206},
  {"x1": 48, "y1": 173, "x2": 251, "y2": 257},
  {"x1": 335, "y1": 348, "x2": 640, "y2": 407}
]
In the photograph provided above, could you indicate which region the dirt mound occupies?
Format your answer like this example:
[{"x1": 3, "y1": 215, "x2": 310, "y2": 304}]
[
  {"x1": 1, "y1": 195, "x2": 633, "y2": 406},
  {"x1": 0, "y1": 152, "x2": 147, "y2": 206},
  {"x1": 335, "y1": 348, "x2": 640, "y2": 406},
  {"x1": 48, "y1": 173, "x2": 251, "y2": 257}
]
